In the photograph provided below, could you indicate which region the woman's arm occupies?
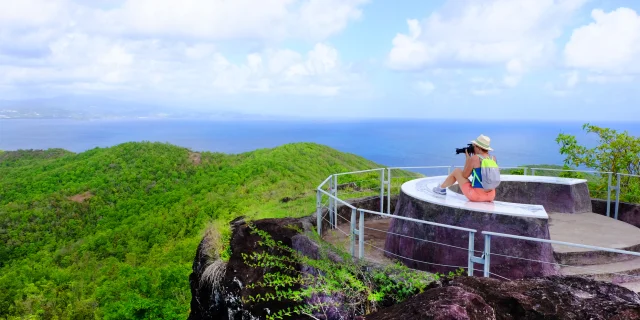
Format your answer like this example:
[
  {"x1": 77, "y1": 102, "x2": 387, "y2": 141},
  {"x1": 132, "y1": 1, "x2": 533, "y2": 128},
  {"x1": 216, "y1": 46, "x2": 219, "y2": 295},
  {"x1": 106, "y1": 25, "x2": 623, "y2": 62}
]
[{"x1": 462, "y1": 152, "x2": 474, "y2": 177}]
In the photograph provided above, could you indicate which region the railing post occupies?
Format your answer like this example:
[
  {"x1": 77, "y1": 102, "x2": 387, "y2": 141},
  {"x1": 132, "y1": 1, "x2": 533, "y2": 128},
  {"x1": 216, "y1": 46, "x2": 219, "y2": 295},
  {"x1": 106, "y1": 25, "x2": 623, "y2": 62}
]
[
  {"x1": 483, "y1": 234, "x2": 491, "y2": 277},
  {"x1": 316, "y1": 190, "x2": 322, "y2": 236},
  {"x1": 523, "y1": 167, "x2": 528, "y2": 176},
  {"x1": 379, "y1": 169, "x2": 384, "y2": 213},
  {"x1": 333, "y1": 174, "x2": 338, "y2": 228},
  {"x1": 606, "y1": 172, "x2": 612, "y2": 217},
  {"x1": 531, "y1": 168, "x2": 536, "y2": 176},
  {"x1": 615, "y1": 173, "x2": 621, "y2": 220},
  {"x1": 350, "y1": 208, "x2": 357, "y2": 257},
  {"x1": 359, "y1": 209, "x2": 365, "y2": 259},
  {"x1": 387, "y1": 168, "x2": 392, "y2": 215},
  {"x1": 328, "y1": 176, "x2": 334, "y2": 228},
  {"x1": 468, "y1": 231, "x2": 475, "y2": 276}
]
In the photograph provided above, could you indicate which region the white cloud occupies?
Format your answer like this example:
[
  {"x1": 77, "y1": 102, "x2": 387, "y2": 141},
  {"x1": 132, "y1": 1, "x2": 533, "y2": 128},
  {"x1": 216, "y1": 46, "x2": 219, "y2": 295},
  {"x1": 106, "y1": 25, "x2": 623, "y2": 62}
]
[
  {"x1": 566, "y1": 71, "x2": 579, "y2": 88},
  {"x1": 0, "y1": 36, "x2": 356, "y2": 98},
  {"x1": 5, "y1": 0, "x2": 368, "y2": 43},
  {"x1": 0, "y1": 0, "x2": 367, "y2": 99},
  {"x1": 471, "y1": 88, "x2": 501, "y2": 96},
  {"x1": 387, "y1": 0, "x2": 587, "y2": 86},
  {"x1": 415, "y1": 81, "x2": 435, "y2": 95},
  {"x1": 0, "y1": 0, "x2": 69, "y2": 29},
  {"x1": 586, "y1": 74, "x2": 635, "y2": 83},
  {"x1": 564, "y1": 7, "x2": 640, "y2": 74},
  {"x1": 544, "y1": 71, "x2": 580, "y2": 96},
  {"x1": 468, "y1": 77, "x2": 502, "y2": 96}
]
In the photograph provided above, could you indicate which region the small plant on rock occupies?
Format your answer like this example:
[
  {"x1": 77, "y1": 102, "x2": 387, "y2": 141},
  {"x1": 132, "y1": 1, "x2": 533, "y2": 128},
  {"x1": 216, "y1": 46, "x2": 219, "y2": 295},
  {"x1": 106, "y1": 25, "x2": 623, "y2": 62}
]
[{"x1": 241, "y1": 223, "x2": 442, "y2": 319}]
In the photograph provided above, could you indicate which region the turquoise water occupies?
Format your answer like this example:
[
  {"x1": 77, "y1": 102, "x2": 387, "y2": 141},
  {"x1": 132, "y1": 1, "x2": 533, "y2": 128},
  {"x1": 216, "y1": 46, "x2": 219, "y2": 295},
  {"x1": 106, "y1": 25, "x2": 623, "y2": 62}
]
[{"x1": 1, "y1": 119, "x2": 637, "y2": 170}]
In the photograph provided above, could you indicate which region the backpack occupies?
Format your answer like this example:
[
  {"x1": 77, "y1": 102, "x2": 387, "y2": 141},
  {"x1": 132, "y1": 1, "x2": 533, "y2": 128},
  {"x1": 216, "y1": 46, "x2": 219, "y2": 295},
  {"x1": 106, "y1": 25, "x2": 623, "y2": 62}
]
[{"x1": 477, "y1": 154, "x2": 501, "y2": 191}]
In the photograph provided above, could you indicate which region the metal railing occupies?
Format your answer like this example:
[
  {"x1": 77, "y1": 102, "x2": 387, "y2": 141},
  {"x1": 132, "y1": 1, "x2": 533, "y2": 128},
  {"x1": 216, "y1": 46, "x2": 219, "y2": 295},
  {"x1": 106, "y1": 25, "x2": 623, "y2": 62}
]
[
  {"x1": 481, "y1": 231, "x2": 640, "y2": 281},
  {"x1": 316, "y1": 165, "x2": 640, "y2": 282}
]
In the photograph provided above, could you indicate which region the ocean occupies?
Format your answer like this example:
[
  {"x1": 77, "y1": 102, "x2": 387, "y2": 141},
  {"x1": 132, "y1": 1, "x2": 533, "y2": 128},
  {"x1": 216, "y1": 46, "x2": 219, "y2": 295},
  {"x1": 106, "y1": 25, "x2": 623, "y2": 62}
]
[{"x1": 1, "y1": 119, "x2": 638, "y2": 171}]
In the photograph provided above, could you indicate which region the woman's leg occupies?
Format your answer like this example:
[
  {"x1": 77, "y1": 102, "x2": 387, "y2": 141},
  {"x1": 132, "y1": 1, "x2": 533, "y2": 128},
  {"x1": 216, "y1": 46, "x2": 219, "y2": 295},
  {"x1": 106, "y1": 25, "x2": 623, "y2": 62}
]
[{"x1": 440, "y1": 168, "x2": 470, "y2": 188}]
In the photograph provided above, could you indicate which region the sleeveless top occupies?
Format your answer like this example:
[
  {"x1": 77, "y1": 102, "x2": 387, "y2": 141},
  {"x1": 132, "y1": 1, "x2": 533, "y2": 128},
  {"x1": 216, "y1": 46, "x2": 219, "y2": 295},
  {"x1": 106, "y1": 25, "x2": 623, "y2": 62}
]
[{"x1": 471, "y1": 154, "x2": 495, "y2": 189}]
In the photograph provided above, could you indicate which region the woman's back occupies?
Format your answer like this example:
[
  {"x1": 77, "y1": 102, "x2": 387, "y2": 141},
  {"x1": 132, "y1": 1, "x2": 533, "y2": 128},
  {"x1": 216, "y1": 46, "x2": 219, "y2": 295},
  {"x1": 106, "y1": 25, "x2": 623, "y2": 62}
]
[{"x1": 470, "y1": 154, "x2": 497, "y2": 189}]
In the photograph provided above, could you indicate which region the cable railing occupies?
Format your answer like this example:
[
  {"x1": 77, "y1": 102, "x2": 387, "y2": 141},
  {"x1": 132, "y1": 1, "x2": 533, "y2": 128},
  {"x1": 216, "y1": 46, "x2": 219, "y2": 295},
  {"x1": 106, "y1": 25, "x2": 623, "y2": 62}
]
[{"x1": 316, "y1": 165, "x2": 640, "y2": 284}]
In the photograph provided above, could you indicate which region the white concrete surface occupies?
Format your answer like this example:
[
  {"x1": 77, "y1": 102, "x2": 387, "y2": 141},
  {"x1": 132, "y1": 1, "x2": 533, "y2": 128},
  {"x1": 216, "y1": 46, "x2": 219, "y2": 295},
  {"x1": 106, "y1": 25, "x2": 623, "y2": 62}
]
[
  {"x1": 401, "y1": 176, "x2": 548, "y2": 219},
  {"x1": 500, "y1": 174, "x2": 588, "y2": 185}
]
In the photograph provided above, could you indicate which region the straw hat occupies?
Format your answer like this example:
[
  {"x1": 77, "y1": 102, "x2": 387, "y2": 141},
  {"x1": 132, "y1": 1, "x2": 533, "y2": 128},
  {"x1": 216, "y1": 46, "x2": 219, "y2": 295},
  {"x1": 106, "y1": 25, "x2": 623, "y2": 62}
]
[{"x1": 471, "y1": 134, "x2": 493, "y2": 151}]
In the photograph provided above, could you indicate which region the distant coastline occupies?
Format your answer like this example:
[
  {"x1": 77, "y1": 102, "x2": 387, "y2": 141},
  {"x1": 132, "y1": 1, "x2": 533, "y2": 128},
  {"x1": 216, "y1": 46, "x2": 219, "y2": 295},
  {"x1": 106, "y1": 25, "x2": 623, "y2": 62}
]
[{"x1": 3, "y1": 119, "x2": 639, "y2": 169}]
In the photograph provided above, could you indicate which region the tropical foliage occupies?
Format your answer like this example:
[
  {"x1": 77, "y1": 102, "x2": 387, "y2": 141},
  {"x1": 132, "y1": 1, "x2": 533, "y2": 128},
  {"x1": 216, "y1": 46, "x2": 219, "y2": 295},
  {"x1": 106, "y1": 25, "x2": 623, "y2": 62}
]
[
  {"x1": 242, "y1": 223, "x2": 459, "y2": 319},
  {"x1": 556, "y1": 123, "x2": 640, "y2": 202},
  {"x1": 0, "y1": 142, "x2": 381, "y2": 319}
]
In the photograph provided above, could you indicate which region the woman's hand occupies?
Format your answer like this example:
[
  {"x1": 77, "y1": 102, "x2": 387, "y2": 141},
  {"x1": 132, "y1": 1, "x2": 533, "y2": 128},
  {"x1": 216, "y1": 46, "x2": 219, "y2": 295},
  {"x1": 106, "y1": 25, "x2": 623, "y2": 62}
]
[{"x1": 462, "y1": 149, "x2": 472, "y2": 177}]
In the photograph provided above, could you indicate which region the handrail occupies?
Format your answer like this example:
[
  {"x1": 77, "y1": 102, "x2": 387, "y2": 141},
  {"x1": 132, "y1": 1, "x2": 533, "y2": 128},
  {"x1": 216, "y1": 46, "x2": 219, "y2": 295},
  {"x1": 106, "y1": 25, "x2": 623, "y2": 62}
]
[
  {"x1": 388, "y1": 166, "x2": 451, "y2": 170},
  {"x1": 333, "y1": 168, "x2": 383, "y2": 176},
  {"x1": 317, "y1": 175, "x2": 333, "y2": 190},
  {"x1": 317, "y1": 188, "x2": 356, "y2": 209},
  {"x1": 619, "y1": 173, "x2": 640, "y2": 178},
  {"x1": 358, "y1": 208, "x2": 477, "y2": 233},
  {"x1": 530, "y1": 167, "x2": 612, "y2": 174},
  {"x1": 317, "y1": 166, "x2": 639, "y2": 280},
  {"x1": 482, "y1": 231, "x2": 640, "y2": 257},
  {"x1": 453, "y1": 165, "x2": 524, "y2": 170}
]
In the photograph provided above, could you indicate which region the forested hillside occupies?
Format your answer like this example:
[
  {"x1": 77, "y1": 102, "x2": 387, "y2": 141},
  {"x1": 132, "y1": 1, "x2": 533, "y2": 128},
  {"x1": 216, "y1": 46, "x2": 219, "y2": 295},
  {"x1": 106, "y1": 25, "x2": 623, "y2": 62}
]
[{"x1": 0, "y1": 142, "x2": 381, "y2": 319}]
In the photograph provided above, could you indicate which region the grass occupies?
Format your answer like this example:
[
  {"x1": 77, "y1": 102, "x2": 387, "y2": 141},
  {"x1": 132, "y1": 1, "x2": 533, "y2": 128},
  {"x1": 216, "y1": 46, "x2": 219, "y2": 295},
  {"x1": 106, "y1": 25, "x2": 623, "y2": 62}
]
[{"x1": 0, "y1": 141, "x2": 393, "y2": 319}]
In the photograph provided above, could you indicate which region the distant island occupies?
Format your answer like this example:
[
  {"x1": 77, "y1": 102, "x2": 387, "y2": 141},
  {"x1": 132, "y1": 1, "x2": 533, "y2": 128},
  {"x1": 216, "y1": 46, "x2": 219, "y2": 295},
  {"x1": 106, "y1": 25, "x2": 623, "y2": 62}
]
[{"x1": 0, "y1": 95, "x2": 280, "y2": 120}]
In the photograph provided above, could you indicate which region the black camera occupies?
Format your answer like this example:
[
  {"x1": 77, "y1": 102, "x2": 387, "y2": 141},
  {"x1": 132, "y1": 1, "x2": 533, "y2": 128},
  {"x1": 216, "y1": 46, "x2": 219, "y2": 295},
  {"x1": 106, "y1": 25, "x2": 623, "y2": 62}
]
[{"x1": 455, "y1": 143, "x2": 475, "y2": 155}]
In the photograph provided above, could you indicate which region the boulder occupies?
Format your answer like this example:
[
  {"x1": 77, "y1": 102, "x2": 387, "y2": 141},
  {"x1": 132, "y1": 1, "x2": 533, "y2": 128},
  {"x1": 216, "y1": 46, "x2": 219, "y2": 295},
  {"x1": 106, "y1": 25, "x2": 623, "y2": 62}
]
[
  {"x1": 188, "y1": 217, "x2": 311, "y2": 320},
  {"x1": 366, "y1": 275, "x2": 640, "y2": 320},
  {"x1": 187, "y1": 216, "x2": 353, "y2": 320},
  {"x1": 384, "y1": 190, "x2": 557, "y2": 279}
]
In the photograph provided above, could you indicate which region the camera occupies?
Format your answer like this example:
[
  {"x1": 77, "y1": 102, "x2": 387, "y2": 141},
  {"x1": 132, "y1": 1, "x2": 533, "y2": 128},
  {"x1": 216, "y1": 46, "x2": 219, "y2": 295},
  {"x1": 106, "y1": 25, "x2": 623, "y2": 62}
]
[{"x1": 455, "y1": 143, "x2": 475, "y2": 155}]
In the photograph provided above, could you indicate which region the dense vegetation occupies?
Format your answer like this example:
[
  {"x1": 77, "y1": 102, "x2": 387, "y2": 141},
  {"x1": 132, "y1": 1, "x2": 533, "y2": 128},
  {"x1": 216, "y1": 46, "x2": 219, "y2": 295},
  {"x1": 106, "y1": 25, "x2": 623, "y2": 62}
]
[
  {"x1": 0, "y1": 142, "x2": 382, "y2": 319},
  {"x1": 2, "y1": 123, "x2": 638, "y2": 319},
  {"x1": 556, "y1": 123, "x2": 640, "y2": 203},
  {"x1": 242, "y1": 223, "x2": 461, "y2": 319}
]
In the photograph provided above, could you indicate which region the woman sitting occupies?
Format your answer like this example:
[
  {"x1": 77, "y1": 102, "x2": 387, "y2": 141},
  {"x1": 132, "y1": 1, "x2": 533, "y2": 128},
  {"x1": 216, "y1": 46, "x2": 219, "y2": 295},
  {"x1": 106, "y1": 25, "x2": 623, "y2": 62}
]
[{"x1": 432, "y1": 135, "x2": 498, "y2": 202}]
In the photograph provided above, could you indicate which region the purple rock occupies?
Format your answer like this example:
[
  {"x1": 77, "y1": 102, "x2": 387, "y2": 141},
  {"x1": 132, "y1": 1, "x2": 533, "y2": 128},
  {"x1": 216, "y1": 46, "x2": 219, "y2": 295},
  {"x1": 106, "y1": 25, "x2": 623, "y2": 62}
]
[{"x1": 384, "y1": 190, "x2": 557, "y2": 279}]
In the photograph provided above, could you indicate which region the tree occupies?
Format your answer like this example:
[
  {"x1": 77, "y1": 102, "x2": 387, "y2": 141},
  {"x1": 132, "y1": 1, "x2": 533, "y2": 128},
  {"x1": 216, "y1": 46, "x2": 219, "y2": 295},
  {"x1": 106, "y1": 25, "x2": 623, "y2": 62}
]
[{"x1": 556, "y1": 123, "x2": 640, "y2": 202}]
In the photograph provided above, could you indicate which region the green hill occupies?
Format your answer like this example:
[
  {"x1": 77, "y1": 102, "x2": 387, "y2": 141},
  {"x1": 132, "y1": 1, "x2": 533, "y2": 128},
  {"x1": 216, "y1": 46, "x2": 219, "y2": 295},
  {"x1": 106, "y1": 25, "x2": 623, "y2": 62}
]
[{"x1": 0, "y1": 142, "x2": 384, "y2": 319}]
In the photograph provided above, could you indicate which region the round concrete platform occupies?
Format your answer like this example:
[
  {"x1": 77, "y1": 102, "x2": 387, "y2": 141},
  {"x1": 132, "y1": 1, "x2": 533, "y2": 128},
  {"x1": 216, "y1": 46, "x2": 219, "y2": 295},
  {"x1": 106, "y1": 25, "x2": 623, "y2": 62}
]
[
  {"x1": 550, "y1": 212, "x2": 640, "y2": 255},
  {"x1": 322, "y1": 207, "x2": 640, "y2": 291}
]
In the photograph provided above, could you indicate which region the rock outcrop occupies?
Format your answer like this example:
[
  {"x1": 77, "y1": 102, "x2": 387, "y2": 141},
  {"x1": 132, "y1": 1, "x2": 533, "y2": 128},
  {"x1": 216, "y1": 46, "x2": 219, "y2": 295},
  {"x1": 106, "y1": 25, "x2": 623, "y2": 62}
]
[
  {"x1": 189, "y1": 215, "x2": 640, "y2": 320},
  {"x1": 188, "y1": 216, "x2": 313, "y2": 320},
  {"x1": 188, "y1": 216, "x2": 352, "y2": 320},
  {"x1": 384, "y1": 190, "x2": 557, "y2": 279},
  {"x1": 366, "y1": 275, "x2": 640, "y2": 320}
]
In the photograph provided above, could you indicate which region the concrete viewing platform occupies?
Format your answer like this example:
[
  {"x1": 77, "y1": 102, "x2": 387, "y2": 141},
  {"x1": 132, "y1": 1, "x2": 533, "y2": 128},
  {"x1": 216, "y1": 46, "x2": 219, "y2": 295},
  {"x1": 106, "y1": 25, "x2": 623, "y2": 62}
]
[
  {"x1": 403, "y1": 177, "x2": 548, "y2": 219},
  {"x1": 385, "y1": 175, "x2": 640, "y2": 281},
  {"x1": 321, "y1": 173, "x2": 640, "y2": 291},
  {"x1": 386, "y1": 175, "x2": 557, "y2": 279}
]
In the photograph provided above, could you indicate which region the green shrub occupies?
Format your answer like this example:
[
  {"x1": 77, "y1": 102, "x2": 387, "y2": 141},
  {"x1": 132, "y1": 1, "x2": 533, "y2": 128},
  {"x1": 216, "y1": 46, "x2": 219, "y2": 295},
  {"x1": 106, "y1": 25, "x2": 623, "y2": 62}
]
[
  {"x1": 557, "y1": 123, "x2": 640, "y2": 203},
  {"x1": 241, "y1": 223, "x2": 459, "y2": 319}
]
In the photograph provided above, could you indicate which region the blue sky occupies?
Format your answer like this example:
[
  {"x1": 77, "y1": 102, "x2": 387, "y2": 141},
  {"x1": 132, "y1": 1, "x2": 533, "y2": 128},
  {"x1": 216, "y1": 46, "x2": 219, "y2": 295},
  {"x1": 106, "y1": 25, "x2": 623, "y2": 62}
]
[{"x1": 1, "y1": 0, "x2": 640, "y2": 121}]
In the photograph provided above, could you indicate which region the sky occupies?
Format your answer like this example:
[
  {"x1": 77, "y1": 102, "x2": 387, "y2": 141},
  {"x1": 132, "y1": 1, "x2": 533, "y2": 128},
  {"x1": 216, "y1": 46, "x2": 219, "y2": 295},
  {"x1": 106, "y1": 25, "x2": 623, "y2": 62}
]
[{"x1": 1, "y1": 0, "x2": 640, "y2": 121}]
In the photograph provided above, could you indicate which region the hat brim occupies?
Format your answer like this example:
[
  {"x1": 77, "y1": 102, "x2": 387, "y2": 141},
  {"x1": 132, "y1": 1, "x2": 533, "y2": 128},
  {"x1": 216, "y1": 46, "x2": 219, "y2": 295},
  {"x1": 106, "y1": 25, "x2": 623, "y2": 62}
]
[{"x1": 471, "y1": 140, "x2": 493, "y2": 151}]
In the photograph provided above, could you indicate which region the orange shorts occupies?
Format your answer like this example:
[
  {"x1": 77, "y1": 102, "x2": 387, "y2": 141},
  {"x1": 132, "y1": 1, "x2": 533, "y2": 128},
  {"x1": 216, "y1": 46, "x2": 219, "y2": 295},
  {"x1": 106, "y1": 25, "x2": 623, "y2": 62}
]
[{"x1": 460, "y1": 182, "x2": 496, "y2": 202}]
